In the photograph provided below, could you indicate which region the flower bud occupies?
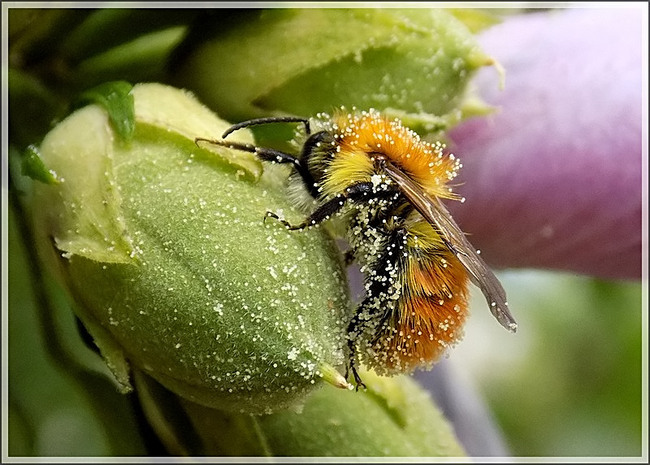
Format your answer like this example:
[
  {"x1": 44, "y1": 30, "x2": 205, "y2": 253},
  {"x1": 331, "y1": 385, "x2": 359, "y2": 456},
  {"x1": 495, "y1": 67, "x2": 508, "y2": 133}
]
[
  {"x1": 177, "y1": 369, "x2": 466, "y2": 456},
  {"x1": 29, "y1": 82, "x2": 351, "y2": 414},
  {"x1": 173, "y1": 9, "x2": 497, "y2": 134}
]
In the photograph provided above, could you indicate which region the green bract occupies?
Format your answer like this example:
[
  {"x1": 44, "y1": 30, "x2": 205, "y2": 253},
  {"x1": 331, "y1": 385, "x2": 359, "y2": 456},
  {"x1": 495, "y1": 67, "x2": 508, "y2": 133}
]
[
  {"x1": 30, "y1": 83, "x2": 351, "y2": 414},
  {"x1": 178, "y1": 369, "x2": 466, "y2": 456},
  {"x1": 174, "y1": 9, "x2": 496, "y2": 134}
]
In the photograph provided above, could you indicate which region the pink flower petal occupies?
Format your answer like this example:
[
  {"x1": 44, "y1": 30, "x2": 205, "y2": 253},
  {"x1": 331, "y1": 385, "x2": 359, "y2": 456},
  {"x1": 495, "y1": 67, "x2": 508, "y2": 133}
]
[{"x1": 448, "y1": 7, "x2": 644, "y2": 280}]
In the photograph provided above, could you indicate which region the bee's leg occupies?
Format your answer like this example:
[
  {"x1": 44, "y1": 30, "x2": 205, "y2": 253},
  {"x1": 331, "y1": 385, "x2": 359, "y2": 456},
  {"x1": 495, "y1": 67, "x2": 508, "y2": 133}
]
[
  {"x1": 345, "y1": 314, "x2": 367, "y2": 391},
  {"x1": 266, "y1": 181, "x2": 376, "y2": 230},
  {"x1": 195, "y1": 138, "x2": 316, "y2": 192},
  {"x1": 264, "y1": 193, "x2": 346, "y2": 230},
  {"x1": 345, "y1": 226, "x2": 408, "y2": 390}
]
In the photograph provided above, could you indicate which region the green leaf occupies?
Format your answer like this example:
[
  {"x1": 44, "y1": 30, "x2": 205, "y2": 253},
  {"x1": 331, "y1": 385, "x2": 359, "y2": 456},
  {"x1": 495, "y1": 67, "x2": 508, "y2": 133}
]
[
  {"x1": 21, "y1": 145, "x2": 59, "y2": 184},
  {"x1": 77, "y1": 81, "x2": 135, "y2": 141},
  {"x1": 57, "y1": 9, "x2": 196, "y2": 63},
  {"x1": 72, "y1": 26, "x2": 188, "y2": 86}
]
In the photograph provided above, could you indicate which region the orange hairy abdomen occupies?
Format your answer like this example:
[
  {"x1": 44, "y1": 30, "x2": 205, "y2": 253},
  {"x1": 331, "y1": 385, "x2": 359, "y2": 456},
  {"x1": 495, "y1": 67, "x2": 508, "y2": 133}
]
[{"x1": 368, "y1": 251, "x2": 469, "y2": 374}]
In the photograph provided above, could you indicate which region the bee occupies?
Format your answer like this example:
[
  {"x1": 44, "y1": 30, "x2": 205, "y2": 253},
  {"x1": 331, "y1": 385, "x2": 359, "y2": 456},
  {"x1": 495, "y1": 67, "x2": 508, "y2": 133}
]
[{"x1": 196, "y1": 109, "x2": 517, "y2": 389}]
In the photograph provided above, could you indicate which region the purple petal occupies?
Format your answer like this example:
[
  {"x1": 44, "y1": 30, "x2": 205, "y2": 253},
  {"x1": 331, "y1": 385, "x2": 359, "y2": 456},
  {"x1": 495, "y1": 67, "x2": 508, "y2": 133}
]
[{"x1": 448, "y1": 7, "x2": 644, "y2": 280}]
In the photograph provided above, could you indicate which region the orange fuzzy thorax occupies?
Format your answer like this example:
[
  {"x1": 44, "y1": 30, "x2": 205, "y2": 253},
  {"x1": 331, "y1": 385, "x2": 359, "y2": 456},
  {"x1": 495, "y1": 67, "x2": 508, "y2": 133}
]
[{"x1": 321, "y1": 109, "x2": 462, "y2": 199}]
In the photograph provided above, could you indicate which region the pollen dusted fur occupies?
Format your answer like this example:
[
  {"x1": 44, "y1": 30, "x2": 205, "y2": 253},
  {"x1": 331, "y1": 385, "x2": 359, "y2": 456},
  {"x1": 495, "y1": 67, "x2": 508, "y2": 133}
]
[
  {"x1": 313, "y1": 111, "x2": 469, "y2": 375},
  {"x1": 319, "y1": 111, "x2": 462, "y2": 202},
  {"x1": 196, "y1": 108, "x2": 515, "y2": 389}
]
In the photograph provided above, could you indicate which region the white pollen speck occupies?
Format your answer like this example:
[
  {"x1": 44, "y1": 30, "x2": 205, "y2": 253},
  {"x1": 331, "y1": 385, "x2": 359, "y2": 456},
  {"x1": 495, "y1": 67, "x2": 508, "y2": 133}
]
[
  {"x1": 267, "y1": 266, "x2": 278, "y2": 279},
  {"x1": 370, "y1": 174, "x2": 383, "y2": 188},
  {"x1": 287, "y1": 347, "x2": 299, "y2": 361}
]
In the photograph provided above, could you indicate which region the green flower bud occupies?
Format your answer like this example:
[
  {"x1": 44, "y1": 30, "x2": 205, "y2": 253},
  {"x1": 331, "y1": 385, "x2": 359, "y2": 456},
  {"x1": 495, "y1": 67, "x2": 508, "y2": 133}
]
[
  {"x1": 174, "y1": 9, "x2": 496, "y2": 134},
  {"x1": 175, "y1": 369, "x2": 466, "y2": 456},
  {"x1": 29, "y1": 82, "x2": 351, "y2": 414}
]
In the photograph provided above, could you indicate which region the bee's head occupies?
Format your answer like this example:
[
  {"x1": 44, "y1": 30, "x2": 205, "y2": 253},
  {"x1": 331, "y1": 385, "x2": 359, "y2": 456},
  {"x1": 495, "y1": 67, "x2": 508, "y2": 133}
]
[{"x1": 300, "y1": 130, "x2": 338, "y2": 186}]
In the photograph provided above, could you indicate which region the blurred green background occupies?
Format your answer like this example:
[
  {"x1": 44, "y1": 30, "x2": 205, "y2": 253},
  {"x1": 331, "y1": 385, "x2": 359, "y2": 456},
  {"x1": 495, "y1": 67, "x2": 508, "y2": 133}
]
[{"x1": 455, "y1": 271, "x2": 643, "y2": 457}]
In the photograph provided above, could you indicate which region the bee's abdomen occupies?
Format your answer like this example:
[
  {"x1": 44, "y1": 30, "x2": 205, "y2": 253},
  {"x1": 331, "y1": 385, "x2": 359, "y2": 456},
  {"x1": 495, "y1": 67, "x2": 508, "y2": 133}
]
[{"x1": 363, "y1": 238, "x2": 470, "y2": 374}]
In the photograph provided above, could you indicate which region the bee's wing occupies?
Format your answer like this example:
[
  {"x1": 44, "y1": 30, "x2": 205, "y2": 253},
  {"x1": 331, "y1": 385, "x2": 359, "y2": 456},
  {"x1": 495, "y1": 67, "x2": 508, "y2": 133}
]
[{"x1": 383, "y1": 162, "x2": 517, "y2": 333}]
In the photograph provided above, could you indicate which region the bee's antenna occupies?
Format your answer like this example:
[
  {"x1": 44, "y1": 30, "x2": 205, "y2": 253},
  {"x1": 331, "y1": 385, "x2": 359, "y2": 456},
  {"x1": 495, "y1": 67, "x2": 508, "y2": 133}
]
[{"x1": 222, "y1": 116, "x2": 311, "y2": 139}]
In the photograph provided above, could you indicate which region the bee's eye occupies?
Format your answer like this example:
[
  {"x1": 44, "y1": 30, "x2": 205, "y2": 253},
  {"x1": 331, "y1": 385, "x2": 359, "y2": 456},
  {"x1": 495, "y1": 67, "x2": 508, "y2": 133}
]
[{"x1": 302, "y1": 131, "x2": 336, "y2": 159}]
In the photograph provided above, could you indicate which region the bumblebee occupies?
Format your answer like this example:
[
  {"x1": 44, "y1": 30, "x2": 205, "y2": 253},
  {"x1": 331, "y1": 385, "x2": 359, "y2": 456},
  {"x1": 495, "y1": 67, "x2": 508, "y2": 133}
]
[{"x1": 196, "y1": 109, "x2": 517, "y2": 389}]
